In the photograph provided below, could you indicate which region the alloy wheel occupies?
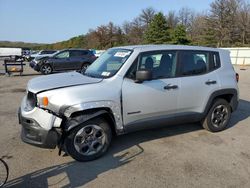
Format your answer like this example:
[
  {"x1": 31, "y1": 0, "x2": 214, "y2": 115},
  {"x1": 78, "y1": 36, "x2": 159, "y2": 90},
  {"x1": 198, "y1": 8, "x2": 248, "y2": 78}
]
[
  {"x1": 211, "y1": 104, "x2": 229, "y2": 128},
  {"x1": 80, "y1": 64, "x2": 89, "y2": 74},
  {"x1": 73, "y1": 125, "x2": 106, "y2": 156},
  {"x1": 41, "y1": 65, "x2": 52, "y2": 74}
]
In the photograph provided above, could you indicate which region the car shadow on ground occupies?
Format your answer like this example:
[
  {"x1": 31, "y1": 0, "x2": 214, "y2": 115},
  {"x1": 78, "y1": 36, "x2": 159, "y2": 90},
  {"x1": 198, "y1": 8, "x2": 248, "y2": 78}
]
[
  {"x1": 0, "y1": 73, "x2": 41, "y2": 77},
  {"x1": 4, "y1": 99, "x2": 250, "y2": 188},
  {"x1": 18, "y1": 73, "x2": 41, "y2": 76},
  {"x1": 228, "y1": 99, "x2": 250, "y2": 129},
  {"x1": 5, "y1": 123, "x2": 202, "y2": 188}
]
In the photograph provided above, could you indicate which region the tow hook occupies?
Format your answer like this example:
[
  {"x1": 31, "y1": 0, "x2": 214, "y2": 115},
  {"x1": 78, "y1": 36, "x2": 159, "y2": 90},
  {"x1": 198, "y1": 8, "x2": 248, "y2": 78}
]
[{"x1": 58, "y1": 132, "x2": 67, "y2": 156}]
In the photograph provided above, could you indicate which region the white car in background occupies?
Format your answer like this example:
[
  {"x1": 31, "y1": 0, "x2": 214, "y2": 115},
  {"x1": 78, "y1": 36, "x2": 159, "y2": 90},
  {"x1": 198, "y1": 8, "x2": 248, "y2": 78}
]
[{"x1": 93, "y1": 50, "x2": 105, "y2": 57}]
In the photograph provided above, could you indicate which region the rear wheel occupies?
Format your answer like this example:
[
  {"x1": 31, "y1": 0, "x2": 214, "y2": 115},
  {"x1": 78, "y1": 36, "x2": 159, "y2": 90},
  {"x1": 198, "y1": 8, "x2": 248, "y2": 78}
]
[
  {"x1": 40, "y1": 64, "x2": 52, "y2": 75},
  {"x1": 65, "y1": 117, "x2": 112, "y2": 162},
  {"x1": 80, "y1": 63, "x2": 90, "y2": 74},
  {"x1": 202, "y1": 99, "x2": 231, "y2": 132}
]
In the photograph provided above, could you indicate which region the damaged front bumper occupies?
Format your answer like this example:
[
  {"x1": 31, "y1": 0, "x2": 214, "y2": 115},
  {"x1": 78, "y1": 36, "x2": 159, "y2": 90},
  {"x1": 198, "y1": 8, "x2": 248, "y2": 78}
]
[{"x1": 18, "y1": 96, "x2": 62, "y2": 149}]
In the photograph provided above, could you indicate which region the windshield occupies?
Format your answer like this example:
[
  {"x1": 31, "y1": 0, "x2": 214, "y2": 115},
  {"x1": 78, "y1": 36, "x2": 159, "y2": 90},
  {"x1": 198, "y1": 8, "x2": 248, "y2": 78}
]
[
  {"x1": 84, "y1": 48, "x2": 132, "y2": 78},
  {"x1": 52, "y1": 50, "x2": 63, "y2": 57}
]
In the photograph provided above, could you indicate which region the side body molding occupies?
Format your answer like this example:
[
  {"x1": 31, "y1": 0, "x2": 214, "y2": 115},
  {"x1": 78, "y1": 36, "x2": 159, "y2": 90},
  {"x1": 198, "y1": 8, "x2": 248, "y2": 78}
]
[{"x1": 63, "y1": 100, "x2": 124, "y2": 132}]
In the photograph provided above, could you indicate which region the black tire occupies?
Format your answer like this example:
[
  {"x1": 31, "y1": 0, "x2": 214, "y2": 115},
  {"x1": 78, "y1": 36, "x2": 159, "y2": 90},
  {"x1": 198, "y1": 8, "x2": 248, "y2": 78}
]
[
  {"x1": 40, "y1": 64, "x2": 53, "y2": 75},
  {"x1": 64, "y1": 117, "x2": 112, "y2": 162},
  {"x1": 80, "y1": 63, "x2": 90, "y2": 74},
  {"x1": 202, "y1": 98, "x2": 231, "y2": 132},
  {"x1": 0, "y1": 159, "x2": 9, "y2": 187}
]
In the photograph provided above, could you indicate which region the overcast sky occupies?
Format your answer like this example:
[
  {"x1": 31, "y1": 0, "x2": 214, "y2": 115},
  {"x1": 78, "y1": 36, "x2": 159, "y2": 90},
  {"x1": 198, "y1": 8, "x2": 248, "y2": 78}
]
[{"x1": 0, "y1": 0, "x2": 214, "y2": 43}]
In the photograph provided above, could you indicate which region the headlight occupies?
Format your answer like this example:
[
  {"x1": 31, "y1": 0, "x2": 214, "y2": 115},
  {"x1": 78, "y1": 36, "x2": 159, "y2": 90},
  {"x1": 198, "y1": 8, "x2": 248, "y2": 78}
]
[{"x1": 25, "y1": 92, "x2": 37, "y2": 111}]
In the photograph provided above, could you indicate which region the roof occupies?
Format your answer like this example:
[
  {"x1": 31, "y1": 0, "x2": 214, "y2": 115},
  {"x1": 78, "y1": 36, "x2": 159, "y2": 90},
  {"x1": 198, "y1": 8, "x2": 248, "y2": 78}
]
[
  {"x1": 62, "y1": 48, "x2": 89, "y2": 51},
  {"x1": 114, "y1": 44, "x2": 227, "y2": 53}
]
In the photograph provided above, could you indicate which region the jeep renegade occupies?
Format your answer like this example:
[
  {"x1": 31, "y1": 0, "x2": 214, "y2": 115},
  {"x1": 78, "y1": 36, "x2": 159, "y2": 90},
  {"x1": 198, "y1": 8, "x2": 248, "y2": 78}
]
[{"x1": 18, "y1": 45, "x2": 239, "y2": 161}]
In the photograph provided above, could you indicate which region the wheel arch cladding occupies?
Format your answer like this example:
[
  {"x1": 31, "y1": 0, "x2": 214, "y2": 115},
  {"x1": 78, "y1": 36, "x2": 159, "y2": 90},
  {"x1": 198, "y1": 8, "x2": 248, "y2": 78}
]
[
  {"x1": 64, "y1": 108, "x2": 117, "y2": 135},
  {"x1": 204, "y1": 88, "x2": 238, "y2": 117}
]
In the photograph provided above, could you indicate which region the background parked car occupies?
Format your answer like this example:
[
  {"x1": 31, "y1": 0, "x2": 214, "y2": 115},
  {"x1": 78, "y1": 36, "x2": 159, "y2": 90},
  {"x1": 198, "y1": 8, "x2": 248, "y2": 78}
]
[
  {"x1": 27, "y1": 50, "x2": 57, "y2": 61},
  {"x1": 92, "y1": 49, "x2": 105, "y2": 58},
  {"x1": 30, "y1": 48, "x2": 97, "y2": 74}
]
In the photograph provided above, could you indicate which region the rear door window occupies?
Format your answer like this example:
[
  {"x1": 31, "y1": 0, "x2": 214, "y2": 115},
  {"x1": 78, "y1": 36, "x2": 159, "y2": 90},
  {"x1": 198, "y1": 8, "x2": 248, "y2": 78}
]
[
  {"x1": 70, "y1": 50, "x2": 89, "y2": 57},
  {"x1": 70, "y1": 50, "x2": 81, "y2": 57},
  {"x1": 80, "y1": 50, "x2": 89, "y2": 56},
  {"x1": 178, "y1": 51, "x2": 209, "y2": 76}
]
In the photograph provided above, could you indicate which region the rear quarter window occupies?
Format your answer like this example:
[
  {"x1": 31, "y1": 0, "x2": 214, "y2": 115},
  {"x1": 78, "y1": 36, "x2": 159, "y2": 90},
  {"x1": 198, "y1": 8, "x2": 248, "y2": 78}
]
[{"x1": 209, "y1": 52, "x2": 221, "y2": 71}]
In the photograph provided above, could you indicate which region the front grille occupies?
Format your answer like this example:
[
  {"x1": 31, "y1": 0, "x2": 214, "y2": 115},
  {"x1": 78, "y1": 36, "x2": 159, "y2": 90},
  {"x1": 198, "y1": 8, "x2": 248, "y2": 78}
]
[{"x1": 25, "y1": 91, "x2": 37, "y2": 111}]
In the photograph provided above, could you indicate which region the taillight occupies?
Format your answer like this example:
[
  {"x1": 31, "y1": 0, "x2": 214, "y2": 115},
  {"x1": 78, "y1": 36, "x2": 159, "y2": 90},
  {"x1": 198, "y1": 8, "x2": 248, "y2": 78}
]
[
  {"x1": 91, "y1": 55, "x2": 97, "y2": 60},
  {"x1": 236, "y1": 73, "x2": 239, "y2": 82}
]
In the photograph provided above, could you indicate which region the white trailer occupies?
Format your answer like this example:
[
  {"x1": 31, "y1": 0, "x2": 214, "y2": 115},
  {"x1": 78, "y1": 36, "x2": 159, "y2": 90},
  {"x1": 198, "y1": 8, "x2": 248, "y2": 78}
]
[{"x1": 0, "y1": 47, "x2": 22, "y2": 59}]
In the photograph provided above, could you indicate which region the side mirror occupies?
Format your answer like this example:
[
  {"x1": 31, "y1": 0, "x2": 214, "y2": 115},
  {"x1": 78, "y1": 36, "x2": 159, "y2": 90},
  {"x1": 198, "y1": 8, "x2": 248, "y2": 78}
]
[{"x1": 135, "y1": 70, "x2": 152, "y2": 83}]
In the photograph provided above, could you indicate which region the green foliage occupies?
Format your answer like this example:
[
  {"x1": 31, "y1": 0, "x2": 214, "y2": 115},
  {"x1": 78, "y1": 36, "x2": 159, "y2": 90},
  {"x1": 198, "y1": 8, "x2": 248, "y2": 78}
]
[
  {"x1": 171, "y1": 24, "x2": 190, "y2": 44},
  {"x1": 0, "y1": 41, "x2": 44, "y2": 49},
  {"x1": 144, "y1": 12, "x2": 171, "y2": 44},
  {"x1": 34, "y1": 35, "x2": 87, "y2": 50}
]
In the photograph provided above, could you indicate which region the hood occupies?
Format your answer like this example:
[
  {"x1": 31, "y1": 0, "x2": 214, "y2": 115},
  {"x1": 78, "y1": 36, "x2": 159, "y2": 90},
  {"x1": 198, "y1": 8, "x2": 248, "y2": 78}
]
[
  {"x1": 35, "y1": 56, "x2": 49, "y2": 61},
  {"x1": 27, "y1": 72, "x2": 102, "y2": 94}
]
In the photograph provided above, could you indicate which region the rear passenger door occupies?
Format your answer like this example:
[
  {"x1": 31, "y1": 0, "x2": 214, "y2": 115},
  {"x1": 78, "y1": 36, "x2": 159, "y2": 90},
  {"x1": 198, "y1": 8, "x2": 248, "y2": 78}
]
[
  {"x1": 177, "y1": 50, "x2": 221, "y2": 114},
  {"x1": 69, "y1": 50, "x2": 85, "y2": 70}
]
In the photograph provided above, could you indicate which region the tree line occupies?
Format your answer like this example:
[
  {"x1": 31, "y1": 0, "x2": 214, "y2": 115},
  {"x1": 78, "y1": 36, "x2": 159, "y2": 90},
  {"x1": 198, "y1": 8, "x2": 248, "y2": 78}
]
[{"x1": 36, "y1": 0, "x2": 250, "y2": 50}]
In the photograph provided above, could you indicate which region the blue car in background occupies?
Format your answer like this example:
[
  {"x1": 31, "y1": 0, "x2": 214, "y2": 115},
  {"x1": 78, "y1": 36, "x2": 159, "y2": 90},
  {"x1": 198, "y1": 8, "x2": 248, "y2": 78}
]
[{"x1": 30, "y1": 49, "x2": 97, "y2": 74}]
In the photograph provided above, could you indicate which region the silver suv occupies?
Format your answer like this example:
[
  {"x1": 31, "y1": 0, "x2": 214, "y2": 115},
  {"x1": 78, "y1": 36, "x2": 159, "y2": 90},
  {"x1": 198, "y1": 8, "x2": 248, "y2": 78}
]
[{"x1": 18, "y1": 45, "x2": 239, "y2": 161}]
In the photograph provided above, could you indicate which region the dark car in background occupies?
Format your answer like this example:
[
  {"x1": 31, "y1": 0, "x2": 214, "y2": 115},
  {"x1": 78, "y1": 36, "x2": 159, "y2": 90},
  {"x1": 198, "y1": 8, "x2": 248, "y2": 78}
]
[
  {"x1": 30, "y1": 49, "x2": 97, "y2": 74},
  {"x1": 27, "y1": 50, "x2": 57, "y2": 61}
]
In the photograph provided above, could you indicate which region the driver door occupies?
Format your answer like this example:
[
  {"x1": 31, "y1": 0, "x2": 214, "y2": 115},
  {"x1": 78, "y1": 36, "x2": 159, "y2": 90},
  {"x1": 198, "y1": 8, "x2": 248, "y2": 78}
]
[
  {"x1": 122, "y1": 51, "x2": 180, "y2": 128},
  {"x1": 53, "y1": 50, "x2": 70, "y2": 70}
]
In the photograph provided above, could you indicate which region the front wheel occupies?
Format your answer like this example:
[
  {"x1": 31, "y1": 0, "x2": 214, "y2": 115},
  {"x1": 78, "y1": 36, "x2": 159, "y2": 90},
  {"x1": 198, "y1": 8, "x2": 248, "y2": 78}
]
[
  {"x1": 40, "y1": 64, "x2": 53, "y2": 75},
  {"x1": 64, "y1": 117, "x2": 112, "y2": 162},
  {"x1": 202, "y1": 98, "x2": 231, "y2": 132}
]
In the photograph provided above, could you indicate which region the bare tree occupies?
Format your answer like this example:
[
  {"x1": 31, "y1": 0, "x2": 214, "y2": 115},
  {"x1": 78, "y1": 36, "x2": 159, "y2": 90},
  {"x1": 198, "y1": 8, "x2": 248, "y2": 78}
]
[
  {"x1": 178, "y1": 7, "x2": 195, "y2": 29},
  {"x1": 238, "y1": 1, "x2": 250, "y2": 45},
  {"x1": 166, "y1": 11, "x2": 179, "y2": 29},
  {"x1": 208, "y1": 0, "x2": 242, "y2": 47},
  {"x1": 139, "y1": 7, "x2": 156, "y2": 27},
  {"x1": 122, "y1": 18, "x2": 144, "y2": 44},
  {"x1": 122, "y1": 21, "x2": 132, "y2": 35}
]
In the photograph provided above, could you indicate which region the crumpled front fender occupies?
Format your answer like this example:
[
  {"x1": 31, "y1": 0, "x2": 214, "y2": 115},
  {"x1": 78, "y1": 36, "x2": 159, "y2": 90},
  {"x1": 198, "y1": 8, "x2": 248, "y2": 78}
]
[{"x1": 61, "y1": 100, "x2": 124, "y2": 132}]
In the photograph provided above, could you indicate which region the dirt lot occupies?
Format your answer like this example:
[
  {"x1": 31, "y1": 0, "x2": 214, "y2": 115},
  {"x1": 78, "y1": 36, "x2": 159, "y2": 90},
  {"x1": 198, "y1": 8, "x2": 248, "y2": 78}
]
[{"x1": 0, "y1": 64, "x2": 250, "y2": 188}]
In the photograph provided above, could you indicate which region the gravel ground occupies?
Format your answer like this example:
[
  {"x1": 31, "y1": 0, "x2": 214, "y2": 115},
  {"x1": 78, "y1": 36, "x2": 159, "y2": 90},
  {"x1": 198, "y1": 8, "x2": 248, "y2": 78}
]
[{"x1": 0, "y1": 63, "x2": 250, "y2": 188}]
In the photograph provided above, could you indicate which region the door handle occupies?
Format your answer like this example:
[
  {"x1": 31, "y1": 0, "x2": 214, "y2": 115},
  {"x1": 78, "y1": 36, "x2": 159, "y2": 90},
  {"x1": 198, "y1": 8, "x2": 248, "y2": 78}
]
[
  {"x1": 205, "y1": 80, "x2": 217, "y2": 85},
  {"x1": 164, "y1": 84, "x2": 178, "y2": 90}
]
